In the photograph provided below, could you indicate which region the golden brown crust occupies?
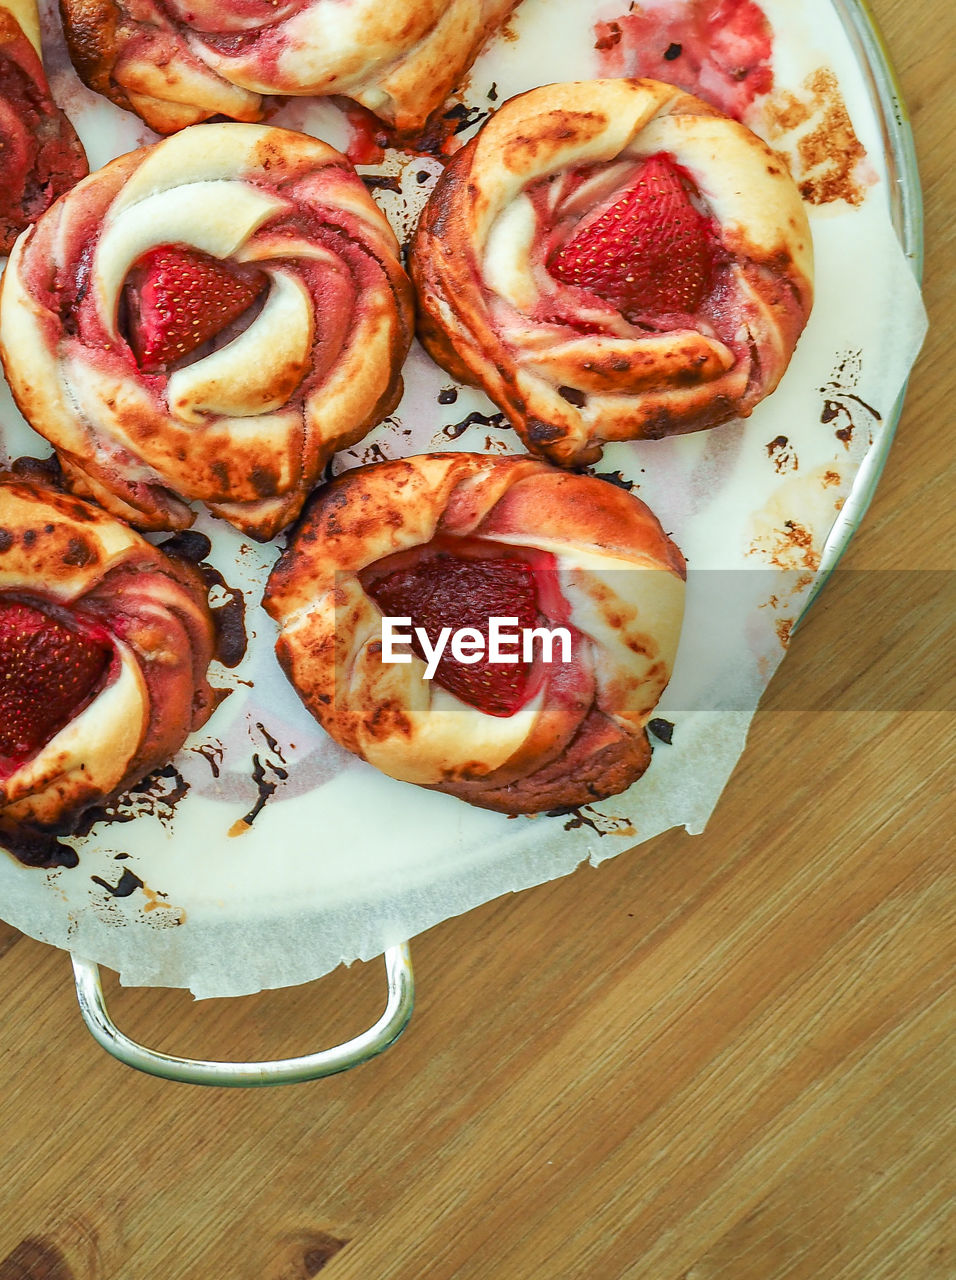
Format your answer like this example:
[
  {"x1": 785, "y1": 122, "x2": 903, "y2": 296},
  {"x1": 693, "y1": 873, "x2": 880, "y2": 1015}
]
[
  {"x1": 410, "y1": 78, "x2": 814, "y2": 467},
  {"x1": 264, "y1": 453, "x2": 685, "y2": 814},
  {"x1": 0, "y1": 123, "x2": 415, "y2": 541},
  {"x1": 59, "y1": 0, "x2": 517, "y2": 133},
  {"x1": 58, "y1": 0, "x2": 125, "y2": 107},
  {"x1": 0, "y1": 0, "x2": 89, "y2": 253},
  {"x1": 60, "y1": 0, "x2": 263, "y2": 132},
  {"x1": 0, "y1": 474, "x2": 216, "y2": 833}
]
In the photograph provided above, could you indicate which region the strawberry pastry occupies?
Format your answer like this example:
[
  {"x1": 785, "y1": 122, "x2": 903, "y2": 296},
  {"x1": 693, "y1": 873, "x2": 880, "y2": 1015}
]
[
  {"x1": 61, "y1": 0, "x2": 519, "y2": 135},
  {"x1": 0, "y1": 123, "x2": 414, "y2": 540},
  {"x1": 0, "y1": 474, "x2": 215, "y2": 837},
  {"x1": 264, "y1": 454, "x2": 685, "y2": 814},
  {"x1": 411, "y1": 79, "x2": 814, "y2": 467},
  {"x1": 0, "y1": 0, "x2": 88, "y2": 254}
]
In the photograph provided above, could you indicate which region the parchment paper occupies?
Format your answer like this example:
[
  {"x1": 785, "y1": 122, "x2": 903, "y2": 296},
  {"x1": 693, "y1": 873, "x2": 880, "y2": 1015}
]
[{"x1": 0, "y1": 0, "x2": 927, "y2": 996}]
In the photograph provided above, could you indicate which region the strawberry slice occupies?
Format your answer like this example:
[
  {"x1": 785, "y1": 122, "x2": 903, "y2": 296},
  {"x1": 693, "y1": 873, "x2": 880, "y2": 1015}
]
[
  {"x1": 367, "y1": 551, "x2": 545, "y2": 717},
  {"x1": 124, "y1": 245, "x2": 268, "y2": 373},
  {"x1": 0, "y1": 600, "x2": 112, "y2": 774},
  {"x1": 548, "y1": 153, "x2": 716, "y2": 318}
]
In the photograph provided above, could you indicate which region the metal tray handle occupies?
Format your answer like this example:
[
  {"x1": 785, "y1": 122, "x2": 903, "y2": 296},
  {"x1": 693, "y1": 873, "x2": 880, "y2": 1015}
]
[{"x1": 70, "y1": 944, "x2": 414, "y2": 1086}]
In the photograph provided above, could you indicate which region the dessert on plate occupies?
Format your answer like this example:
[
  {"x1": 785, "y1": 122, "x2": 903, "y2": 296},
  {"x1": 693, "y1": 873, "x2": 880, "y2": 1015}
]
[
  {"x1": 264, "y1": 453, "x2": 686, "y2": 814},
  {"x1": 0, "y1": 474, "x2": 216, "y2": 838},
  {"x1": 0, "y1": 122, "x2": 414, "y2": 540},
  {"x1": 60, "y1": 0, "x2": 520, "y2": 134},
  {"x1": 0, "y1": 0, "x2": 88, "y2": 254},
  {"x1": 411, "y1": 78, "x2": 814, "y2": 467}
]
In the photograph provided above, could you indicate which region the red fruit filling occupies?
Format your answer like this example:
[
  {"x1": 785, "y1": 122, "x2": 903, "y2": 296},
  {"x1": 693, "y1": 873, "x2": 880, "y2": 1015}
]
[
  {"x1": 364, "y1": 541, "x2": 561, "y2": 717},
  {"x1": 124, "y1": 245, "x2": 268, "y2": 373},
  {"x1": 594, "y1": 0, "x2": 774, "y2": 122},
  {"x1": 548, "y1": 153, "x2": 717, "y2": 320},
  {"x1": 0, "y1": 32, "x2": 88, "y2": 254},
  {"x1": 0, "y1": 599, "x2": 113, "y2": 777}
]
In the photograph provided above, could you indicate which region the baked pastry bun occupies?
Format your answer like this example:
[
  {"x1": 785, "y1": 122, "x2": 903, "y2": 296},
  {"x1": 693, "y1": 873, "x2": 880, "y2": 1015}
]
[
  {"x1": 411, "y1": 79, "x2": 814, "y2": 467},
  {"x1": 0, "y1": 474, "x2": 216, "y2": 837},
  {"x1": 0, "y1": 0, "x2": 88, "y2": 253},
  {"x1": 264, "y1": 453, "x2": 685, "y2": 814},
  {"x1": 0, "y1": 123, "x2": 414, "y2": 540},
  {"x1": 61, "y1": 0, "x2": 519, "y2": 135}
]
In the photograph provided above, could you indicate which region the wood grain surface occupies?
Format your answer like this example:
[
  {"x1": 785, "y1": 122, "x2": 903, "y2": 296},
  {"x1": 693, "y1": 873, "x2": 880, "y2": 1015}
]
[{"x1": 0, "y1": 2, "x2": 952, "y2": 1277}]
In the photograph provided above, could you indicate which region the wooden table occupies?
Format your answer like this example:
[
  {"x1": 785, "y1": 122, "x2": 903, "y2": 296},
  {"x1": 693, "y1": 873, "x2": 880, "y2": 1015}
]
[{"x1": 1, "y1": 2, "x2": 952, "y2": 1276}]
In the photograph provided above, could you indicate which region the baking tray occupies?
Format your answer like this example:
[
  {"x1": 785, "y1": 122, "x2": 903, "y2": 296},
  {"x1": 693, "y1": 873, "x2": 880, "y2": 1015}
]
[{"x1": 0, "y1": 0, "x2": 925, "y2": 1082}]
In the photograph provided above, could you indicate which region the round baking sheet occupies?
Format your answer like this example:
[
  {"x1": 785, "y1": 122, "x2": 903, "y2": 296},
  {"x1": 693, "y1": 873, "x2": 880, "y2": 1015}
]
[{"x1": 0, "y1": 0, "x2": 927, "y2": 997}]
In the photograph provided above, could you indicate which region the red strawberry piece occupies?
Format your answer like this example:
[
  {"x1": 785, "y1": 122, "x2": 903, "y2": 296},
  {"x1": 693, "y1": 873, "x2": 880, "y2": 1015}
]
[
  {"x1": 124, "y1": 245, "x2": 268, "y2": 373},
  {"x1": 0, "y1": 600, "x2": 112, "y2": 773},
  {"x1": 367, "y1": 552, "x2": 544, "y2": 717},
  {"x1": 548, "y1": 153, "x2": 716, "y2": 318}
]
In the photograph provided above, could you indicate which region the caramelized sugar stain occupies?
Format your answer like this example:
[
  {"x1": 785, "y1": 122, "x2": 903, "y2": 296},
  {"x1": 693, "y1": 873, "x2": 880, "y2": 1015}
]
[
  {"x1": 544, "y1": 803, "x2": 637, "y2": 838},
  {"x1": 227, "y1": 723, "x2": 291, "y2": 837},
  {"x1": 440, "y1": 409, "x2": 508, "y2": 442},
  {"x1": 160, "y1": 530, "x2": 248, "y2": 668},
  {"x1": 819, "y1": 349, "x2": 882, "y2": 449},
  {"x1": 763, "y1": 68, "x2": 873, "y2": 206},
  {"x1": 766, "y1": 435, "x2": 798, "y2": 474}
]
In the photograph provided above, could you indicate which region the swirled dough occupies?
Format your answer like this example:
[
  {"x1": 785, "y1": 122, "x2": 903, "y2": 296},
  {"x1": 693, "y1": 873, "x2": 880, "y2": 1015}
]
[
  {"x1": 411, "y1": 79, "x2": 813, "y2": 467},
  {"x1": 0, "y1": 123, "x2": 415, "y2": 540},
  {"x1": 264, "y1": 453, "x2": 686, "y2": 813},
  {"x1": 0, "y1": 476, "x2": 216, "y2": 834}
]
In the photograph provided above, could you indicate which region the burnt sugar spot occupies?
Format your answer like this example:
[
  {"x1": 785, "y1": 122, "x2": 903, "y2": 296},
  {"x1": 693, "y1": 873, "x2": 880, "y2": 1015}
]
[
  {"x1": 91, "y1": 867, "x2": 144, "y2": 898},
  {"x1": 441, "y1": 409, "x2": 508, "y2": 440},
  {"x1": 781, "y1": 519, "x2": 819, "y2": 571},
  {"x1": 763, "y1": 67, "x2": 874, "y2": 206},
  {"x1": 256, "y1": 722, "x2": 286, "y2": 763},
  {"x1": 229, "y1": 753, "x2": 288, "y2": 835},
  {"x1": 346, "y1": 441, "x2": 392, "y2": 467},
  {"x1": 775, "y1": 617, "x2": 793, "y2": 648},
  {"x1": 482, "y1": 435, "x2": 510, "y2": 455},
  {"x1": 9, "y1": 454, "x2": 62, "y2": 486},
  {"x1": 361, "y1": 174, "x2": 402, "y2": 195},
  {"x1": 62, "y1": 535, "x2": 95, "y2": 566},
  {"x1": 586, "y1": 469, "x2": 636, "y2": 492},
  {"x1": 1, "y1": 764, "x2": 190, "y2": 869},
  {"x1": 766, "y1": 435, "x2": 798, "y2": 473},
  {"x1": 648, "y1": 718, "x2": 675, "y2": 744},
  {"x1": 819, "y1": 350, "x2": 882, "y2": 449},
  {"x1": 443, "y1": 101, "x2": 491, "y2": 137},
  {"x1": 159, "y1": 530, "x2": 212, "y2": 563},
  {"x1": 202, "y1": 566, "x2": 248, "y2": 669},
  {"x1": 191, "y1": 740, "x2": 225, "y2": 778},
  {"x1": 228, "y1": 723, "x2": 291, "y2": 836},
  {"x1": 544, "y1": 804, "x2": 636, "y2": 837},
  {"x1": 73, "y1": 765, "x2": 191, "y2": 835},
  {"x1": 0, "y1": 823, "x2": 79, "y2": 869},
  {"x1": 161, "y1": 532, "x2": 248, "y2": 667}
]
